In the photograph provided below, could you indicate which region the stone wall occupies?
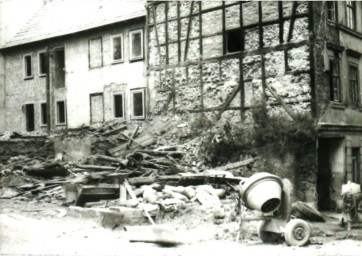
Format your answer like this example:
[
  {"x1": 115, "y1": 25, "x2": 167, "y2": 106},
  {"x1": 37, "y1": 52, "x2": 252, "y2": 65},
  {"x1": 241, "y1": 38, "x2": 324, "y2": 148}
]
[
  {"x1": 147, "y1": 1, "x2": 316, "y2": 201},
  {"x1": 147, "y1": 1, "x2": 312, "y2": 120}
]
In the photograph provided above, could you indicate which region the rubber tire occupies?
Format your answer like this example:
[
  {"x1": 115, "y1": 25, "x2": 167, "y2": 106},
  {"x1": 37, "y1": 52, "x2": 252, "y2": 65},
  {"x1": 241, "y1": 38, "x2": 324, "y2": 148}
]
[
  {"x1": 257, "y1": 220, "x2": 283, "y2": 243},
  {"x1": 284, "y1": 219, "x2": 311, "y2": 246}
]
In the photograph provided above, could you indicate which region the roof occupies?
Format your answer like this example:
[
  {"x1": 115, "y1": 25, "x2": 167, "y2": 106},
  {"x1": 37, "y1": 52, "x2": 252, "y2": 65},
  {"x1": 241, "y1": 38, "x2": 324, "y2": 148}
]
[{"x1": 1, "y1": 0, "x2": 146, "y2": 49}]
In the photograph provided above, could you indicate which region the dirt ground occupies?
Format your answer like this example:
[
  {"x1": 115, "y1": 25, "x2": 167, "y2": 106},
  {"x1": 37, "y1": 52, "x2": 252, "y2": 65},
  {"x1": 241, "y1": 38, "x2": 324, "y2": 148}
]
[{"x1": 1, "y1": 200, "x2": 362, "y2": 256}]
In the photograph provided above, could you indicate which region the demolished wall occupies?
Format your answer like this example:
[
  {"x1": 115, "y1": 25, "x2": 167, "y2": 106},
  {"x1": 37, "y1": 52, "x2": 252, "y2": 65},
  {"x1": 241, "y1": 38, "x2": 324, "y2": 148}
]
[{"x1": 147, "y1": 1, "x2": 316, "y2": 201}]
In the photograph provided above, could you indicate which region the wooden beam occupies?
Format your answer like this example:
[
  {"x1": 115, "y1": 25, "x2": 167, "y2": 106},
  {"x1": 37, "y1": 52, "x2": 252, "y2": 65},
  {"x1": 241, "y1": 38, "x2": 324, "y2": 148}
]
[
  {"x1": 222, "y1": 1, "x2": 226, "y2": 55},
  {"x1": 215, "y1": 79, "x2": 243, "y2": 121},
  {"x1": 258, "y1": 1, "x2": 263, "y2": 48},
  {"x1": 278, "y1": 1, "x2": 284, "y2": 44},
  {"x1": 151, "y1": 4, "x2": 162, "y2": 63},
  {"x1": 287, "y1": 1, "x2": 298, "y2": 42},
  {"x1": 265, "y1": 82, "x2": 296, "y2": 120},
  {"x1": 199, "y1": 1, "x2": 203, "y2": 59},
  {"x1": 165, "y1": 2, "x2": 169, "y2": 65},
  {"x1": 177, "y1": 2, "x2": 181, "y2": 63},
  {"x1": 184, "y1": 1, "x2": 195, "y2": 61}
]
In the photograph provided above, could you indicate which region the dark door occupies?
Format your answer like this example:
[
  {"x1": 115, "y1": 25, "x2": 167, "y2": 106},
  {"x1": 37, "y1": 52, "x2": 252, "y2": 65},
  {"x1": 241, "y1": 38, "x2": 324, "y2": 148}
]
[
  {"x1": 25, "y1": 104, "x2": 35, "y2": 131},
  {"x1": 317, "y1": 138, "x2": 331, "y2": 210}
]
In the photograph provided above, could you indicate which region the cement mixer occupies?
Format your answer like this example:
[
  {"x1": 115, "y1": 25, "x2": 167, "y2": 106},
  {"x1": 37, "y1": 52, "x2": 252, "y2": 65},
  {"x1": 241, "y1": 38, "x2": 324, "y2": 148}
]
[
  {"x1": 339, "y1": 181, "x2": 362, "y2": 231},
  {"x1": 239, "y1": 172, "x2": 311, "y2": 246}
]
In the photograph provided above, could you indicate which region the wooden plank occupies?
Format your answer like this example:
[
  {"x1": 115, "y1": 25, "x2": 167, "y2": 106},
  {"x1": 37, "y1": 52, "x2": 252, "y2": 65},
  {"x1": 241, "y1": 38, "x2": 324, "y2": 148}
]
[
  {"x1": 278, "y1": 1, "x2": 284, "y2": 44},
  {"x1": 108, "y1": 135, "x2": 155, "y2": 156},
  {"x1": 217, "y1": 158, "x2": 255, "y2": 171},
  {"x1": 75, "y1": 164, "x2": 117, "y2": 171},
  {"x1": 124, "y1": 179, "x2": 155, "y2": 225},
  {"x1": 102, "y1": 125, "x2": 127, "y2": 136},
  {"x1": 127, "y1": 125, "x2": 139, "y2": 148}
]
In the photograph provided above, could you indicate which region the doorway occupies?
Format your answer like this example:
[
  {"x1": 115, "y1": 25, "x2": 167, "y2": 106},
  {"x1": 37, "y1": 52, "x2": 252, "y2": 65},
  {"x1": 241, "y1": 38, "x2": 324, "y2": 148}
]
[
  {"x1": 317, "y1": 138, "x2": 331, "y2": 210},
  {"x1": 25, "y1": 104, "x2": 35, "y2": 131}
]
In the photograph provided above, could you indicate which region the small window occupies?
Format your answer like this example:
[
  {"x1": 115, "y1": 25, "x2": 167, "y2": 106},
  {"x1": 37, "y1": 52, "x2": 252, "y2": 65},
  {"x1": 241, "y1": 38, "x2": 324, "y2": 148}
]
[
  {"x1": 349, "y1": 64, "x2": 359, "y2": 107},
  {"x1": 129, "y1": 29, "x2": 144, "y2": 61},
  {"x1": 351, "y1": 147, "x2": 360, "y2": 184},
  {"x1": 38, "y1": 52, "x2": 48, "y2": 76},
  {"x1": 113, "y1": 93, "x2": 125, "y2": 118},
  {"x1": 346, "y1": 1, "x2": 356, "y2": 30},
  {"x1": 225, "y1": 29, "x2": 242, "y2": 53},
  {"x1": 329, "y1": 58, "x2": 341, "y2": 102},
  {"x1": 56, "y1": 101, "x2": 66, "y2": 125},
  {"x1": 89, "y1": 37, "x2": 103, "y2": 68},
  {"x1": 131, "y1": 89, "x2": 145, "y2": 119},
  {"x1": 24, "y1": 54, "x2": 33, "y2": 78},
  {"x1": 40, "y1": 103, "x2": 47, "y2": 126},
  {"x1": 111, "y1": 34, "x2": 124, "y2": 63},
  {"x1": 327, "y1": 2, "x2": 336, "y2": 22},
  {"x1": 25, "y1": 104, "x2": 35, "y2": 131}
]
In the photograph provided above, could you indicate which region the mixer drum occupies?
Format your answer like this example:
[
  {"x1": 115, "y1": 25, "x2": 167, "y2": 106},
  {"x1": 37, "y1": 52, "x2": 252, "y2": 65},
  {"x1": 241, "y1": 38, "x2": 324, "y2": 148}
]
[{"x1": 240, "y1": 172, "x2": 283, "y2": 213}]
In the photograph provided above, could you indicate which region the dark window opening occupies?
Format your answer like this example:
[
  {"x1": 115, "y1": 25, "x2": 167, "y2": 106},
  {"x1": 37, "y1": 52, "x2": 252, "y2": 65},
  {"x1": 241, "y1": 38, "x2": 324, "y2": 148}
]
[
  {"x1": 349, "y1": 65, "x2": 359, "y2": 107},
  {"x1": 40, "y1": 103, "x2": 47, "y2": 125},
  {"x1": 112, "y1": 36, "x2": 123, "y2": 62},
  {"x1": 114, "y1": 94, "x2": 124, "y2": 118},
  {"x1": 226, "y1": 29, "x2": 242, "y2": 53},
  {"x1": 346, "y1": 1, "x2": 356, "y2": 30},
  {"x1": 39, "y1": 52, "x2": 48, "y2": 75},
  {"x1": 25, "y1": 104, "x2": 35, "y2": 131},
  {"x1": 329, "y1": 59, "x2": 341, "y2": 102},
  {"x1": 327, "y1": 2, "x2": 336, "y2": 22},
  {"x1": 132, "y1": 90, "x2": 144, "y2": 118},
  {"x1": 352, "y1": 147, "x2": 361, "y2": 184},
  {"x1": 54, "y1": 49, "x2": 65, "y2": 88},
  {"x1": 56, "y1": 101, "x2": 66, "y2": 124},
  {"x1": 24, "y1": 55, "x2": 32, "y2": 77}
]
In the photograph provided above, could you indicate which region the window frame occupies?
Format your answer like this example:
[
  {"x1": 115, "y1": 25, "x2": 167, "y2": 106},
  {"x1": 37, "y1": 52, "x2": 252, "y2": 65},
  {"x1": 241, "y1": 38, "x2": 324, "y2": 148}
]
[
  {"x1": 129, "y1": 28, "x2": 144, "y2": 61},
  {"x1": 23, "y1": 53, "x2": 33, "y2": 79},
  {"x1": 348, "y1": 63, "x2": 359, "y2": 108},
  {"x1": 39, "y1": 102, "x2": 48, "y2": 127},
  {"x1": 346, "y1": 1, "x2": 356, "y2": 30},
  {"x1": 329, "y1": 57, "x2": 342, "y2": 103},
  {"x1": 56, "y1": 100, "x2": 67, "y2": 126},
  {"x1": 326, "y1": 1, "x2": 337, "y2": 22},
  {"x1": 113, "y1": 92, "x2": 125, "y2": 119},
  {"x1": 110, "y1": 34, "x2": 124, "y2": 64},
  {"x1": 130, "y1": 88, "x2": 145, "y2": 120}
]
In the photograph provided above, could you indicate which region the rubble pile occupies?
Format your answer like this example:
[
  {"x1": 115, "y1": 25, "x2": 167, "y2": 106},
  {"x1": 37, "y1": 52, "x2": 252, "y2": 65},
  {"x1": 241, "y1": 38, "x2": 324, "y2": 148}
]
[{"x1": 0, "y1": 116, "x2": 253, "y2": 223}]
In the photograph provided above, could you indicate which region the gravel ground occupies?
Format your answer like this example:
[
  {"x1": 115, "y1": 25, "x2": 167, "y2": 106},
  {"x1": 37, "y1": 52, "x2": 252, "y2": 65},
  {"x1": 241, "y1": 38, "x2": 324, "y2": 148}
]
[{"x1": 1, "y1": 200, "x2": 361, "y2": 256}]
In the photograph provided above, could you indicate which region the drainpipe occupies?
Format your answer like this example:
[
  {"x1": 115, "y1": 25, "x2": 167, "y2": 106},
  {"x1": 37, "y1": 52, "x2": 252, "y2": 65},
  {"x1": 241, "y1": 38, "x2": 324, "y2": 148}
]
[{"x1": 46, "y1": 46, "x2": 51, "y2": 134}]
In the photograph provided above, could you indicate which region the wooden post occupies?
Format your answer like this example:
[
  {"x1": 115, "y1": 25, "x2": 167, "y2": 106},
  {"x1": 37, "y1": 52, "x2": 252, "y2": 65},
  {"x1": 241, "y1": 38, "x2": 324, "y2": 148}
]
[{"x1": 46, "y1": 47, "x2": 51, "y2": 134}]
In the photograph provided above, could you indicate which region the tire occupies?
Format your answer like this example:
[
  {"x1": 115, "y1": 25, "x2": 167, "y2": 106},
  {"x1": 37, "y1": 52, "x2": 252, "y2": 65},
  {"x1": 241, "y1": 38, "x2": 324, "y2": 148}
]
[
  {"x1": 284, "y1": 219, "x2": 311, "y2": 246},
  {"x1": 257, "y1": 220, "x2": 282, "y2": 243}
]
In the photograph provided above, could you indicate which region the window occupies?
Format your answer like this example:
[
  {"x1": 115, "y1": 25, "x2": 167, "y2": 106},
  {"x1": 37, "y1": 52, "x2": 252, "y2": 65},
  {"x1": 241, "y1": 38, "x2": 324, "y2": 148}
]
[
  {"x1": 225, "y1": 29, "x2": 242, "y2": 53},
  {"x1": 131, "y1": 89, "x2": 145, "y2": 119},
  {"x1": 327, "y1": 2, "x2": 337, "y2": 22},
  {"x1": 111, "y1": 34, "x2": 124, "y2": 63},
  {"x1": 349, "y1": 64, "x2": 359, "y2": 107},
  {"x1": 38, "y1": 52, "x2": 48, "y2": 76},
  {"x1": 129, "y1": 29, "x2": 143, "y2": 61},
  {"x1": 329, "y1": 58, "x2": 341, "y2": 102},
  {"x1": 25, "y1": 104, "x2": 35, "y2": 131},
  {"x1": 54, "y1": 48, "x2": 65, "y2": 88},
  {"x1": 24, "y1": 54, "x2": 32, "y2": 78},
  {"x1": 89, "y1": 37, "x2": 103, "y2": 68},
  {"x1": 113, "y1": 93, "x2": 125, "y2": 118},
  {"x1": 56, "y1": 101, "x2": 66, "y2": 125},
  {"x1": 346, "y1": 1, "x2": 356, "y2": 30},
  {"x1": 40, "y1": 103, "x2": 47, "y2": 126}
]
